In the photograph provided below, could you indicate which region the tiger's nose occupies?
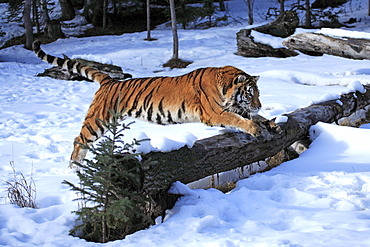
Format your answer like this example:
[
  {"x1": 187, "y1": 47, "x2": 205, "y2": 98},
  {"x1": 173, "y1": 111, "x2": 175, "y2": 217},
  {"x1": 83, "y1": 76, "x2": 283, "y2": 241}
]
[{"x1": 253, "y1": 98, "x2": 262, "y2": 110}]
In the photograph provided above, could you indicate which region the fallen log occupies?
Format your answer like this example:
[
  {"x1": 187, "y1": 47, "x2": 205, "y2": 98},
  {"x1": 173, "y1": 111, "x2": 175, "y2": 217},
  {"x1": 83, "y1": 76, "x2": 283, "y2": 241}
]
[
  {"x1": 141, "y1": 85, "x2": 370, "y2": 195},
  {"x1": 37, "y1": 57, "x2": 133, "y2": 81},
  {"x1": 236, "y1": 11, "x2": 300, "y2": 58},
  {"x1": 236, "y1": 29, "x2": 298, "y2": 58},
  {"x1": 110, "y1": 85, "x2": 370, "y2": 238},
  {"x1": 283, "y1": 32, "x2": 370, "y2": 59},
  {"x1": 253, "y1": 11, "x2": 299, "y2": 38}
]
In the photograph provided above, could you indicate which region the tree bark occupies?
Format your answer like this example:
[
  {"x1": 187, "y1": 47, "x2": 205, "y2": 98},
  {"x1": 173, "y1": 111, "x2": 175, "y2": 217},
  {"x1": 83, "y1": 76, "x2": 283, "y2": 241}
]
[
  {"x1": 23, "y1": 0, "x2": 34, "y2": 50},
  {"x1": 236, "y1": 29, "x2": 298, "y2": 58},
  {"x1": 283, "y1": 32, "x2": 370, "y2": 60},
  {"x1": 246, "y1": 0, "x2": 254, "y2": 25},
  {"x1": 32, "y1": 0, "x2": 40, "y2": 34},
  {"x1": 59, "y1": 0, "x2": 75, "y2": 21},
  {"x1": 279, "y1": 0, "x2": 285, "y2": 14},
  {"x1": 46, "y1": 20, "x2": 65, "y2": 41},
  {"x1": 219, "y1": 0, "x2": 226, "y2": 11},
  {"x1": 253, "y1": 10, "x2": 299, "y2": 38},
  {"x1": 141, "y1": 85, "x2": 370, "y2": 194},
  {"x1": 169, "y1": 0, "x2": 179, "y2": 60},
  {"x1": 40, "y1": 0, "x2": 51, "y2": 24},
  {"x1": 305, "y1": 0, "x2": 312, "y2": 28},
  {"x1": 102, "y1": 0, "x2": 107, "y2": 28},
  {"x1": 146, "y1": 0, "x2": 151, "y2": 40}
]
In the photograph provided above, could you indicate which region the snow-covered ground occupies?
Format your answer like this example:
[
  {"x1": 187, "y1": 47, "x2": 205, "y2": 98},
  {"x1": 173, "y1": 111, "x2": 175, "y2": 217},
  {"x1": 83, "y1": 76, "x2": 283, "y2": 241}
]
[{"x1": 1, "y1": 0, "x2": 370, "y2": 246}]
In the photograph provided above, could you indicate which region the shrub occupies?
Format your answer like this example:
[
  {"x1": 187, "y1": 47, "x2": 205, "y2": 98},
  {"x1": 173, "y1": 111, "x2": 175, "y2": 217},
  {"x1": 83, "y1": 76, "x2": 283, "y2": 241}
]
[
  {"x1": 63, "y1": 110, "x2": 152, "y2": 243},
  {"x1": 6, "y1": 161, "x2": 37, "y2": 209}
]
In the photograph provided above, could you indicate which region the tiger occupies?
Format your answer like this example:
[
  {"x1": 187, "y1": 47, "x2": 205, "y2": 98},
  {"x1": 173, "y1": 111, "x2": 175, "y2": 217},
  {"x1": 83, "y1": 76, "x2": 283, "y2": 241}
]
[{"x1": 33, "y1": 40, "x2": 269, "y2": 167}]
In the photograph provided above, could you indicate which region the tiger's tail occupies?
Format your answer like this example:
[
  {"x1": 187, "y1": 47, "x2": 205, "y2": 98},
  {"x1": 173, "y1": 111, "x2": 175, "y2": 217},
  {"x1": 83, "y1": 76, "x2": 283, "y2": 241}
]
[{"x1": 32, "y1": 40, "x2": 112, "y2": 86}]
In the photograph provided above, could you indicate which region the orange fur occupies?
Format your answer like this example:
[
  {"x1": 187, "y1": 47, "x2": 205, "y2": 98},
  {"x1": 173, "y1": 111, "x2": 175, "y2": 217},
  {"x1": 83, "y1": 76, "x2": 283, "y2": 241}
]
[{"x1": 33, "y1": 41, "x2": 262, "y2": 166}]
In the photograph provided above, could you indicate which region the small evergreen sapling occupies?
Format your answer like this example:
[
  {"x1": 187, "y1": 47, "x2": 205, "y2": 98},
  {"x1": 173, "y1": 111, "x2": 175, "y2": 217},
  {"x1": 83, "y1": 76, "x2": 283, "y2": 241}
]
[{"x1": 63, "y1": 110, "x2": 152, "y2": 243}]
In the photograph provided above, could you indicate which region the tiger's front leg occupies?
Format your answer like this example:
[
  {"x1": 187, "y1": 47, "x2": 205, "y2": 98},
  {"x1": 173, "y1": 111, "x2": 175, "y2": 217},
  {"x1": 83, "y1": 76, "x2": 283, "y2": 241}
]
[
  {"x1": 70, "y1": 137, "x2": 89, "y2": 168},
  {"x1": 202, "y1": 111, "x2": 263, "y2": 137},
  {"x1": 70, "y1": 118, "x2": 104, "y2": 168}
]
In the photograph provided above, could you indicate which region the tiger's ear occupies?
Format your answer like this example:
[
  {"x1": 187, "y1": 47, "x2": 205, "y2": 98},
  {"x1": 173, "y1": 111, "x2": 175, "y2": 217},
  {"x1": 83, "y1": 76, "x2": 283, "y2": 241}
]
[
  {"x1": 253, "y1": 75, "x2": 260, "y2": 81},
  {"x1": 234, "y1": 75, "x2": 247, "y2": 84}
]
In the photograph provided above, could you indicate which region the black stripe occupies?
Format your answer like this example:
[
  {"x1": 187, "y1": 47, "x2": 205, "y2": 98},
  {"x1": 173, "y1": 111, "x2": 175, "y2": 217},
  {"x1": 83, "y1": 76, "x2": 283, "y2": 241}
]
[
  {"x1": 95, "y1": 118, "x2": 104, "y2": 135},
  {"x1": 56, "y1": 57, "x2": 64, "y2": 67},
  {"x1": 76, "y1": 63, "x2": 84, "y2": 74},
  {"x1": 67, "y1": 60, "x2": 74, "y2": 70},
  {"x1": 90, "y1": 71, "x2": 101, "y2": 80},
  {"x1": 37, "y1": 50, "x2": 46, "y2": 59},
  {"x1": 147, "y1": 103, "x2": 153, "y2": 122},
  {"x1": 135, "y1": 106, "x2": 143, "y2": 118},
  {"x1": 99, "y1": 76, "x2": 112, "y2": 86},
  {"x1": 125, "y1": 79, "x2": 148, "y2": 108},
  {"x1": 143, "y1": 88, "x2": 155, "y2": 110},
  {"x1": 167, "y1": 111, "x2": 174, "y2": 124},
  {"x1": 83, "y1": 67, "x2": 95, "y2": 77},
  {"x1": 181, "y1": 101, "x2": 186, "y2": 112},
  {"x1": 177, "y1": 108, "x2": 182, "y2": 119},
  {"x1": 79, "y1": 133, "x2": 86, "y2": 143},
  {"x1": 86, "y1": 123, "x2": 98, "y2": 138},
  {"x1": 112, "y1": 90, "x2": 122, "y2": 113},
  {"x1": 128, "y1": 77, "x2": 156, "y2": 111},
  {"x1": 158, "y1": 98, "x2": 165, "y2": 116},
  {"x1": 156, "y1": 113, "x2": 162, "y2": 124},
  {"x1": 46, "y1": 55, "x2": 54, "y2": 64}
]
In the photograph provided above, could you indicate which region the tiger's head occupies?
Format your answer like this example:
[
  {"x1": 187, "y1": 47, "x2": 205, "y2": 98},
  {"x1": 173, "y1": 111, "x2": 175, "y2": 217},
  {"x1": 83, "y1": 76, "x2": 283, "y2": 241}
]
[{"x1": 218, "y1": 66, "x2": 261, "y2": 119}]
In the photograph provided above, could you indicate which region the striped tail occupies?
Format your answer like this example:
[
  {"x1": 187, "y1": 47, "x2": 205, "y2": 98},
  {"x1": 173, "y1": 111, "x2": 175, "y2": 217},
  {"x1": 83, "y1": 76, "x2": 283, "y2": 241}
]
[{"x1": 32, "y1": 40, "x2": 112, "y2": 86}]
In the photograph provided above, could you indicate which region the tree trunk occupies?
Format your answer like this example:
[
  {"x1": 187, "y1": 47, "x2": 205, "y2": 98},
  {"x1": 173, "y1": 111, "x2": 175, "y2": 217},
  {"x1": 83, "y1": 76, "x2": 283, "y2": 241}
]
[
  {"x1": 246, "y1": 0, "x2": 254, "y2": 25},
  {"x1": 146, "y1": 0, "x2": 151, "y2": 40},
  {"x1": 169, "y1": 0, "x2": 179, "y2": 60},
  {"x1": 141, "y1": 85, "x2": 370, "y2": 194},
  {"x1": 46, "y1": 20, "x2": 65, "y2": 41},
  {"x1": 283, "y1": 32, "x2": 370, "y2": 60},
  {"x1": 23, "y1": 0, "x2": 33, "y2": 50},
  {"x1": 59, "y1": 0, "x2": 75, "y2": 21},
  {"x1": 102, "y1": 0, "x2": 107, "y2": 28},
  {"x1": 40, "y1": 0, "x2": 50, "y2": 23},
  {"x1": 305, "y1": 0, "x2": 312, "y2": 28},
  {"x1": 279, "y1": 0, "x2": 285, "y2": 14},
  {"x1": 32, "y1": 0, "x2": 40, "y2": 34},
  {"x1": 219, "y1": 0, "x2": 226, "y2": 11}
]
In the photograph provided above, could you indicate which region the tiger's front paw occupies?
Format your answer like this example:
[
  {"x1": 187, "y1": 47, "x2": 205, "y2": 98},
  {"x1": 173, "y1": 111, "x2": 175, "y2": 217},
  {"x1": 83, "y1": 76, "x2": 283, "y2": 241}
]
[
  {"x1": 251, "y1": 114, "x2": 282, "y2": 134},
  {"x1": 246, "y1": 120, "x2": 263, "y2": 137},
  {"x1": 265, "y1": 120, "x2": 283, "y2": 134}
]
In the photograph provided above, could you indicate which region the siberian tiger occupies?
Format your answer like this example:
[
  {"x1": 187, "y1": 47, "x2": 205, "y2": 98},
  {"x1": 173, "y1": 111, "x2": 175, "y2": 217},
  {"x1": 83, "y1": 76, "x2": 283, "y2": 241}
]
[{"x1": 33, "y1": 41, "x2": 267, "y2": 166}]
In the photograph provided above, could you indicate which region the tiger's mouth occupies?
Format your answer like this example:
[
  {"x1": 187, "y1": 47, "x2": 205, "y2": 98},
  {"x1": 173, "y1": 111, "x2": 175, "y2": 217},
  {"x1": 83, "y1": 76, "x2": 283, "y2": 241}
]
[{"x1": 224, "y1": 103, "x2": 260, "y2": 119}]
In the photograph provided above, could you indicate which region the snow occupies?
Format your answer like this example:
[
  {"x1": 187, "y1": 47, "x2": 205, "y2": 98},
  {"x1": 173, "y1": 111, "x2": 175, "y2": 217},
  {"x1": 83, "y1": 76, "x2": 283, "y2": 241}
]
[
  {"x1": 318, "y1": 27, "x2": 370, "y2": 39},
  {"x1": 274, "y1": 115, "x2": 288, "y2": 123},
  {"x1": 1, "y1": 0, "x2": 370, "y2": 246},
  {"x1": 251, "y1": 30, "x2": 285, "y2": 48}
]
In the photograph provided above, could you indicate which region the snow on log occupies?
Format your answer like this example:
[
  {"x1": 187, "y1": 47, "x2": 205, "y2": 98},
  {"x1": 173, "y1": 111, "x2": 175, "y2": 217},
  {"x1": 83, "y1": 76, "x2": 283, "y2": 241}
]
[
  {"x1": 141, "y1": 85, "x2": 370, "y2": 194},
  {"x1": 283, "y1": 32, "x2": 370, "y2": 59}
]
